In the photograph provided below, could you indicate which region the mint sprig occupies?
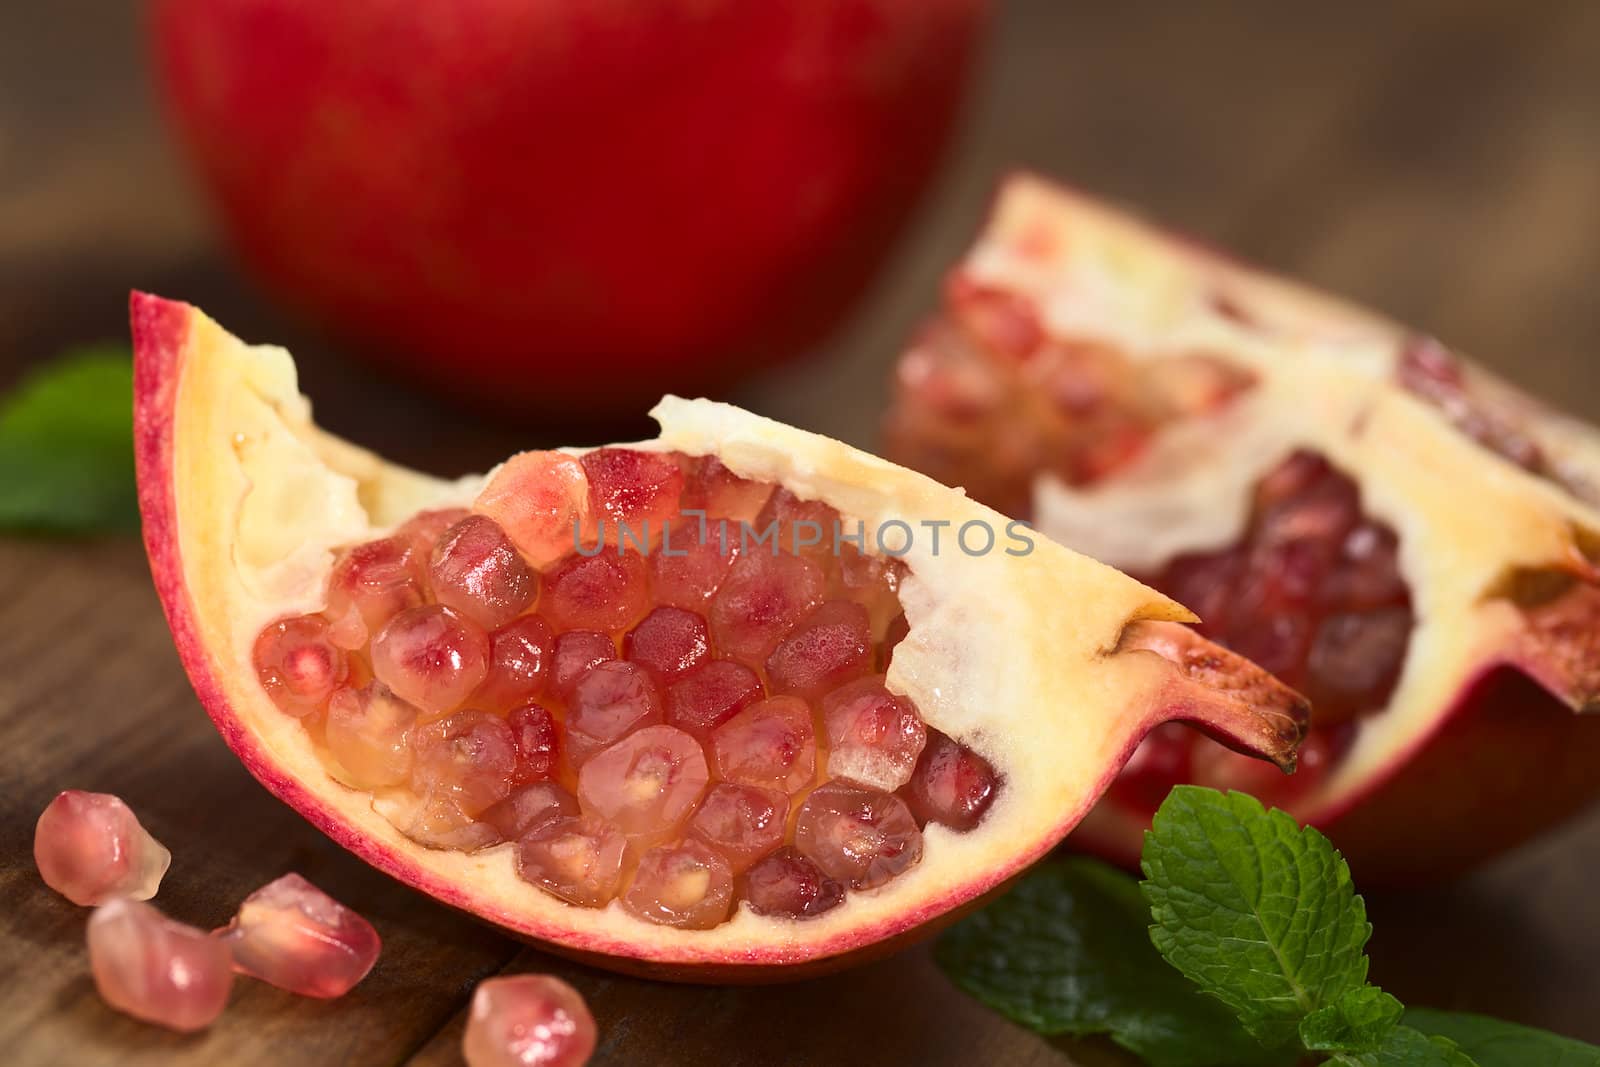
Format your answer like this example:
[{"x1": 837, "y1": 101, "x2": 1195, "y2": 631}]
[{"x1": 936, "y1": 786, "x2": 1600, "y2": 1066}]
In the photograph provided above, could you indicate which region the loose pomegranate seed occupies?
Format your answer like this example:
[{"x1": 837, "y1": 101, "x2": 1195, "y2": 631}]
[
  {"x1": 475, "y1": 615, "x2": 555, "y2": 711},
  {"x1": 34, "y1": 790, "x2": 171, "y2": 906},
  {"x1": 624, "y1": 839, "x2": 735, "y2": 930},
  {"x1": 708, "y1": 696, "x2": 817, "y2": 795},
  {"x1": 325, "y1": 684, "x2": 418, "y2": 788},
  {"x1": 794, "y1": 783, "x2": 923, "y2": 890},
  {"x1": 581, "y1": 447, "x2": 686, "y2": 548},
  {"x1": 514, "y1": 814, "x2": 628, "y2": 907},
  {"x1": 649, "y1": 522, "x2": 741, "y2": 609},
  {"x1": 542, "y1": 550, "x2": 650, "y2": 633},
  {"x1": 475, "y1": 450, "x2": 593, "y2": 568},
  {"x1": 625, "y1": 605, "x2": 711, "y2": 681},
  {"x1": 507, "y1": 702, "x2": 560, "y2": 784},
  {"x1": 381, "y1": 791, "x2": 501, "y2": 852},
  {"x1": 902, "y1": 730, "x2": 999, "y2": 831},
  {"x1": 739, "y1": 847, "x2": 844, "y2": 920},
  {"x1": 687, "y1": 783, "x2": 787, "y2": 873},
  {"x1": 577, "y1": 726, "x2": 709, "y2": 838},
  {"x1": 411, "y1": 711, "x2": 519, "y2": 817},
  {"x1": 215, "y1": 873, "x2": 380, "y2": 998},
  {"x1": 709, "y1": 553, "x2": 825, "y2": 663},
  {"x1": 429, "y1": 515, "x2": 538, "y2": 630},
  {"x1": 1106, "y1": 722, "x2": 1194, "y2": 813},
  {"x1": 395, "y1": 507, "x2": 470, "y2": 561},
  {"x1": 463, "y1": 974, "x2": 597, "y2": 1067},
  {"x1": 820, "y1": 677, "x2": 928, "y2": 792},
  {"x1": 551, "y1": 629, "x2": 618, "y2": 700},
  {"x1": 566, "y1": 661, "x2": 663, "y2": 766},
  {"x1": 483, "y1": 782, "x2": 579, "y2": 842},
  {"x1": 665, "y1": 659, "x2": 764, "y2": 739},
  {"x1": 88, "y1": 899, "x2": 234, "y2": 1032},
  {"x1": 1304, "y1": 607, "x2": 1412, "y2": 723},
  {"x1": 680, "y1": 454, "x2": 772, "y2": 521},
  {"x1": 765, "y1": 601, "x2": 873, "y2": 700},
  {"x1": 326, "y1": 536, "x2": 424, "y2": 640},
  {"x1": 254, "y1": 615, "x2": 348, "y2": 717},
  {"x1": 371, "y1": 604, "x2": 491, "y2": 717}
]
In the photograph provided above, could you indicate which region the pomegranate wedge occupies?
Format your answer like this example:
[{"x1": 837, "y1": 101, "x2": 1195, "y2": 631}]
[
  {"x1": 132, "y1": 293, "x2": 1304, "y2": 978},
  {"x1": 886, "y1": 175, "x2": 1600, "y2": 884}
]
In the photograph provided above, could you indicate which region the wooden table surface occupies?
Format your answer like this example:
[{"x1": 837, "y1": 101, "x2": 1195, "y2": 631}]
[{"x1": 4, "y1": 2, "x2": 1600, "y2": 1064}]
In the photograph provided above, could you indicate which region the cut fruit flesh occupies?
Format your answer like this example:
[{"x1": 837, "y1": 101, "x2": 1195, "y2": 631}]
[
  {"x1": 133, "y1": 293, "x2": 1305, "y2": 976},
  {"x1": 884, "y1": 175, "x2": 1600, "y2": 882}
]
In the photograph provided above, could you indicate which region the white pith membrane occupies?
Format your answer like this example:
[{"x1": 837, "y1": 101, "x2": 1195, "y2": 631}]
[
  {"x1": 890, "y1": 175, "x2": 1600, "y2": 816},
  {"x1": 135, "y1": 296, "x2": 1306, "y2": 969}
]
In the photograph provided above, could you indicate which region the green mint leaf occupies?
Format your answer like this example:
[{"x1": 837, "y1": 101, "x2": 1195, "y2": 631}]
[
  {"x1": 0, "y1": 347, "x2": 137, "y2": 534},
  {"x1": 1324, "y1": 1025, "x2": 1479, "y2": 1066},
  {"x1": 1301, "y1": 985, "x2": 1405, "y2": 1052},
  {"x1": 1404, "y1": 1009, "x2": 1600, "y2": 1066},
  {"x1": 1140, "y1": 786, "x2": 1371, "y2": 1048},
  {"x1": 934, "y1": 858, "x2": 1288, "y2": 1067}
]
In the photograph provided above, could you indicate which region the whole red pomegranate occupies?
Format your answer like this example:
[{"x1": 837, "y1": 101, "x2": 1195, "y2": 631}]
[{"x1": 148, "y1": 0, "x2": 986, "y2": 412}]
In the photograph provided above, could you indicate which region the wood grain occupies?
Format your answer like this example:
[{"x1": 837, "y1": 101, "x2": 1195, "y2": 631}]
[{"x1": 4, "y1": 1, "x2": 1600, "y2": 1063}]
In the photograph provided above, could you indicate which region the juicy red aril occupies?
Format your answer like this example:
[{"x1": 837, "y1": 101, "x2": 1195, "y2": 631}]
[
  {"x1": 34, "y1": 790, "x2": 171, "y2": 906},
  {"x1": 821, "y1": 676, "x2": 927, "y2": 792},
  {"x1": 649, "y1": 522, "x2": 740, "y2": 609},
  {"x1": 411, "y1": 711, "x2": 519, "y2": 817},
  {"x1": 709, "y1": 695, "x2": 817, "y2": 795},
  {"x1": 754, "y1": 487, "x2": 842, "y2": 558},
  {"x1": 765, "y1": 600, "x2": 872, "y2": 700},
  {"x1": 255, "y1": 615, "x2": 348, "y2": 716},
  {"x1": 88, "y1": 899, "x2": 234, "y2": 1032},
  {"x1": 475, "y1": 615, "x2": 555, "y2": 711},
  {"x1": 474, "y1": 451, "x2": 593, "y2": 569},
  {"x1": 429, "y1": 515, "x2": 538, "y2": 630},
  {"x1": 794, "y1": 783, "x2": 923, "y2": 890},
  {"x1": 566, "y1": 660, "x2": 663, "y2": 766},
  {"x1": 551, "y1": 629, "x2": 616, "y2": 699},
  {"x1": 623, "y1": 839, "x2": 734, "y2": 929},
  {"x1": 464, "y1": 974, "x2": 597, "y2": 1067},
  {"x1": 379, "y1": 789, "x2": 501, "y2": 853},
  {"x1": 514, "y1": 814, "x2": 628, "y2": 908},
  {"x1": 710, "y1": 552, "x2": 825, "y2": 663},
  {"x1": 625, "y1": 605, "x2": 711, "y2": 681},
  {"x1": 577, "y1": 725, "x2": 709, "y2": 838},
  {"x1": 325, "y1": 684, "x2": 417, "y2": 788},
  {"x1": 215, "y1": 873, "x2": 380, "y2": 998},
  {"x1": 666, "y1": 659, "x2": 763, "y2": 739},
  {"x1": 327, "y1": 536, "x2": 424, "y2": 640},
  {"x1": 1304, "y1": 607, "x2": 1412, "y2": 725},
  {"x1": 680, "y1": 454, "x2": 772, "y2": 522},
  {"x1": 395, "y1": 507, "x2": 469, "y2": 561},
  {"x1": 542, "y1": 550, "x2": 650, "y2": 632},
  {"x1": 507, "y1": 702, "x2": 560, "y2": 783},
  {"x1": 740, "y1": 847, "x2": 844, "y2": 920},
  {"x1": 581, "y1": 447, "x2": 685, "y2": 543},
  {"x1": 483, "y1": 782, "x2": 578, "y2": 841},
  {"x1": 371, "y1": 604, "x2": 491, "y2": 717},
  {"x1": 688, "y1": 783, "x2": 787, "y2": 873},
  {"x1": 902, "y1": 730, "x2": 999, "y2": 831}
]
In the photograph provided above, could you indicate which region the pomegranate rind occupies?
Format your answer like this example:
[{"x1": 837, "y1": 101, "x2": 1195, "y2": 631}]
[
  {"x1": 906, "y1": 176, "x2": 1600, "y2": 882},
  {"x1": 132, "y1": 292, "x2": 1305, "y2": 976}
]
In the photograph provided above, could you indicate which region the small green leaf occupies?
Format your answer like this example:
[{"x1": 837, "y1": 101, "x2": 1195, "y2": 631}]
[
  {"x1": 934, "y1": 858, "x2": 1287, "y2": 1067},
  {"x1": 1404, "y1": 1009, "x2": 1600, "y2": 1067},
  {"x1": 0, "y1": 346, "x2": 137, "y2": 534},
  {"x1": 1325, "y1": 1025, "x2": 1479, "y2": 1066},
  {"x1": 1301, "y1": 986, "x2": 1405, "y2": 1052},
  {"x1": 1140, "y1": 786, "x2": 1372, "y2": 1048}
]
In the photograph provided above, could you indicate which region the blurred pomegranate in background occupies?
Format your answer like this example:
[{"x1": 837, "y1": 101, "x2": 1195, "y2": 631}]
[{"x1": 148, "y1": 1, "x2": 987, "y2": 414}]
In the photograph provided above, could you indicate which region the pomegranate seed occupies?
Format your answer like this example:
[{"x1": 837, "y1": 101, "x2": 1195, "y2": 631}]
[
  {"x1": 577, "y1": 725, "x2": 709, "y2": 838},
  {"x1": 623, "y1": 839, "x2": 734, "y2": 929},
  {"x1": 508, "y1": 702, "x2": 560, "y2": 784},
  {"x1": 794, "y1": 783, "x2": 923, "y2": 890},
  {"x1": 1158, "y1": 547, "x2": 1244, "y2": 634},
  {"x1": 665, "y1": 659, "x2": 763, "y2": 739},
  {"x1": 765, "y1": 601, "x2": 872, "y2": 700},
  {"x1": 833, "y1": 547, "x2": 902, "y2": 626},
  {"x1": 820, "y1": 677, "x2": 927, "y2": 792},
  {"x1": 1108, "y1": 722, "x2": 1194, "y2": 813},
  {"x1": 902, "y1": 730, "x2": 999, "y2": 831},
  {"x1": 429, "y1": 515, "x2": 538, "y2": 630},
  {"x1": 254, "y1": 615, "x2": 348, "y2": 716},
  {"x1": 581, "y1": 447, "x2": 685, "y2": 548},
  {"x1": 709, "y1": 696, "x2": 817, "y2": 795},
  {"x1": 754, "y1": 487, "x2": 841, "y2": 558},
  {"x1": 325, "y1": 684, "x2": 418, "y2": 788},
  {"x1": 88, "y1": 899, "x2": 233, "y2": 1032},
  {"x1": 215, "y1": 873, "x2": 380, "y2": 998},
  {"x1": 326, "y1": 536, "x2": 424, "y2": 639},
  {"x1": 681, "y1": 454, "x2": 772, "y2": 521},
  {"x1": 379, "y1": 791, "x2": 501, "y2": 852},
  {"x1": 483, "y1": 782, "x2": 579, "y2": 842},
  {"x1": 709, "y1": 553, "x2": 825, "y2": 664},
  {"x1": 649, "y1": 521, "x2": 741, "y2": 609},
  {"x1": 739, "y1": 847, "x2": 844, "y2": 920},
  {"x1": 474, "y1": 450, "x2": 593, "y2": 568},
  {"x1": 951, "y1": 283, "x2": 1044, "y2": 360},
  {"x1": 475, "y1": 615, "x2": 555, "y2": 711},
  {"x1": 371, "y1": 604, "x2": 491, "y2": 717},
  {"x1": 395, "y1": 506, "x2": 470, "y2": 561},
  {"x1": 411, "y1": 711, "x2": 519, "y2": 817},
  {"x1": 625, "y1": 605, "x2": 711, "y2": 681},
  {"x1": 1304, "y1": 607, "x2": 1413, "y2": 722},
  {"x1": 1325, "y1": 521, "x2": 1408, "y2": 610},
  {"x1": 566, "y1": 661, "x2": 664, "y2": 766},
  {"x1": 514, "y1": 814, "x2": 627, "y2": 907},
  {"x1": 34, "y1": 790, "x2": 171, "y2": 906},
  {"x1": 551, "y1": 630, "x2": 617, "y2": 700},
  {"x1": 463, "y1": 974, "x2": 597, "y2": 1067},
  {"x1": 542, "y1": 550, "x2": 650, "y2": 633},
  {"x1": 687, "y1": 783, "x2": 787, "y2": 873}
]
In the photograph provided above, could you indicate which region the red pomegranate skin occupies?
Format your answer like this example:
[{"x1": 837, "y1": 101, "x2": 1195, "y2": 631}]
[{"x1": 148, "y1": 0, "x2": 988, "y2": 412}]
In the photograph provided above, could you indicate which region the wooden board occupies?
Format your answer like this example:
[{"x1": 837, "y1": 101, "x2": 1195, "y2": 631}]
[{"x1": 3, "y1": 2, "x2": 1599, "y2": 1063}]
